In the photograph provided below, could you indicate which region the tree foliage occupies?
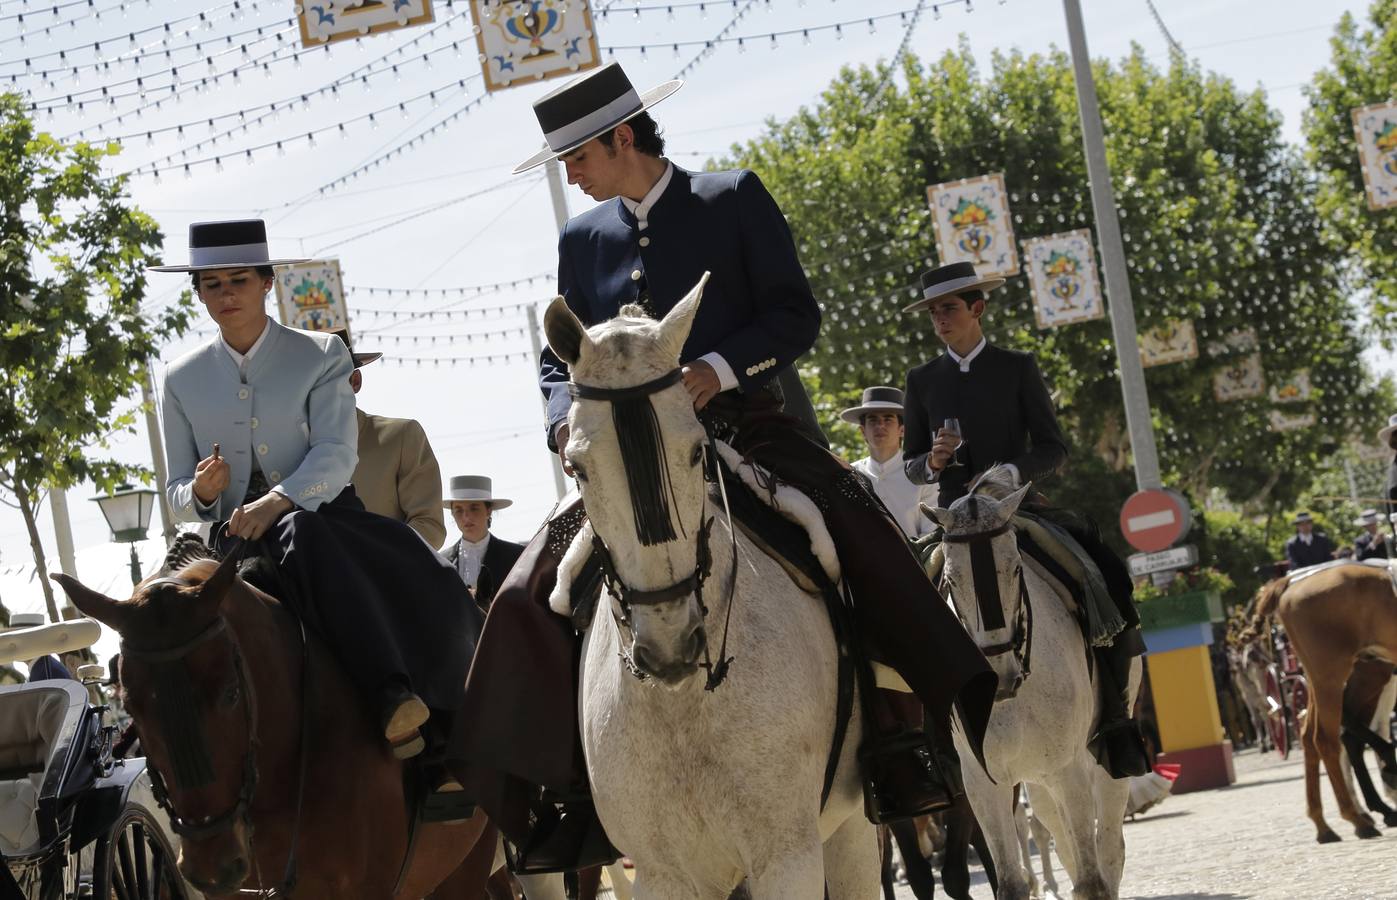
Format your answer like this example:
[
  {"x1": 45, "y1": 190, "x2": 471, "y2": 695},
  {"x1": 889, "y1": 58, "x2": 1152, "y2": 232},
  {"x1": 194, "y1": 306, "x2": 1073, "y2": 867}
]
[
  {"x1": 0, "y1": 92, "x2": 193, "y2": 620},
  {"x1": 721, "y1": 44, "x2": 1383, "y2": 523},
  {"x1": 1305, "y1": 0, "x2": 1397, "y2": 337}
]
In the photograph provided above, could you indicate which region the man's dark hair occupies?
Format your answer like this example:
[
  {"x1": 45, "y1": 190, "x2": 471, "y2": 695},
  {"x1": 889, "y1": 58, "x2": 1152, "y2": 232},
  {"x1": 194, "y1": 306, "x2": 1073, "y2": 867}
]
[
  {"x1": 861, "y1": 413, "x2": 904, "y2": 426},
  {"x1": 960, "y1": 289, "x2": 986, "y2": 304},
  {"x1": 191, "y1": 264, "x2": 276, "y2": 290},
  {"x1": 598, "y1": 112, "x2": 665, "y2": 157}
]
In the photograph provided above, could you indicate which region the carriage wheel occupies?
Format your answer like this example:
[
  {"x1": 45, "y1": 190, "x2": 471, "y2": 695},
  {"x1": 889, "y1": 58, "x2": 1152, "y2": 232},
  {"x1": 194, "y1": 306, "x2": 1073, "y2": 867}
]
[
  {"x1": 89, "y1": 805, "x2": 186, "y2": 900},
  {"x1": 1287, "y1": 676, "x2": 1310, "y2": 750},
  {"x1": 1265, "y1": 666, "x2": 1290, "y2": 760}
]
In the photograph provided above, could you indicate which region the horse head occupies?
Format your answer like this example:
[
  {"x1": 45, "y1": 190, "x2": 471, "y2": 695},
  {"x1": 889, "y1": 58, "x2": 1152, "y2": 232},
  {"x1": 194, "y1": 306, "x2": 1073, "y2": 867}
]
[
  {"x1": 923, "y1": 466, "x2": 1032, "y2": 701},
  {"x1": 545, "y1": 273, "x2": 713, "y2": 686},
  {"x1": 54, "y1": 553, "x2": 261, "y2": 895}
]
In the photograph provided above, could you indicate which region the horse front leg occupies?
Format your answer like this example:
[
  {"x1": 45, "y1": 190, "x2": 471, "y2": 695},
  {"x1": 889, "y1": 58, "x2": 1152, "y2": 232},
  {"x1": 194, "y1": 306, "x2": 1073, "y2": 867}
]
[
  {"x1": 1037, "y1": 765, "x2": 1112, "y2": 900},
  {"x1": 744, "y1": 841, "x2": 827, "y2": 900},
  {"x1": 959, "y1": 761, "x2": 1030, "y2": 900},
  {"x1": 1342, "y1": 730, "x2": 1397, "y2": 826}
]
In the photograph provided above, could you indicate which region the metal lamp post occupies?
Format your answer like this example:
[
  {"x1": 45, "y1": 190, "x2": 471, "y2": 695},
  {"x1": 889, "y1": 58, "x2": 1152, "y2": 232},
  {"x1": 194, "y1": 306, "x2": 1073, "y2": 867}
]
[{"x1": 91, "y1": 484, "x2": 157, "y2": 585}]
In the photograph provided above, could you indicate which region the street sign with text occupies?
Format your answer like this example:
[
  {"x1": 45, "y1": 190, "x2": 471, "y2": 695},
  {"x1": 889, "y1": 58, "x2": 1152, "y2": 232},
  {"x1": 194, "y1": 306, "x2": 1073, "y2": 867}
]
[{"x1": 1128, "y1": 544, "x2": 1199, "y2": 578}]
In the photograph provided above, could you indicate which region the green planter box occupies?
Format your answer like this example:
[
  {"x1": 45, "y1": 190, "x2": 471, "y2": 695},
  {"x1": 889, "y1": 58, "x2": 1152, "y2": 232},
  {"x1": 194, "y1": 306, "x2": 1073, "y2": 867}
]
[{"x1": 1136, "y1": 589, "x2": 1224, "y2": 632}]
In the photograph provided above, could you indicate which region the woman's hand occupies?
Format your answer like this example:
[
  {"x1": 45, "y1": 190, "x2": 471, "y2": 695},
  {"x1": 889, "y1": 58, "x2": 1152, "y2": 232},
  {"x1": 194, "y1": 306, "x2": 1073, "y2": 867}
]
[
  {"x1": 227, "y1": 492, "x2": 294, "y2": 541},
  {"x1": 193, "y1": 443, "x2": 230, "y2": 504}
]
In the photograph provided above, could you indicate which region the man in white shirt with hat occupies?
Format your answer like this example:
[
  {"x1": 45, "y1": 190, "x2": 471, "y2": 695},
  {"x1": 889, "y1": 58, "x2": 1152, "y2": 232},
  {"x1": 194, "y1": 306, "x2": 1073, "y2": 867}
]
[
  {"x1": 1381, "y1": 413, "x2": 1397, "y2": 527},
  {"x1": 1353, "y1": 508, "x2": 1390, "y2": 561},
  {"x1": 843, "y1": 386, "x2": 938, "y2": 538},
  {"x1": 443, "y1": 476, "x2": 525, "y2": 610}
]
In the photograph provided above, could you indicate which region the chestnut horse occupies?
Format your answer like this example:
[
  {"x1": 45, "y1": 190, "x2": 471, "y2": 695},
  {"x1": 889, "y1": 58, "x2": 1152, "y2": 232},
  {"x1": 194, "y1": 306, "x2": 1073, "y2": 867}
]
[
  {"x1": 55, "y1": 551, "x2": 497, "y2": 898},
  {"x1": 1245, "y1": 564, "x2": 1397, "y2": 843}
]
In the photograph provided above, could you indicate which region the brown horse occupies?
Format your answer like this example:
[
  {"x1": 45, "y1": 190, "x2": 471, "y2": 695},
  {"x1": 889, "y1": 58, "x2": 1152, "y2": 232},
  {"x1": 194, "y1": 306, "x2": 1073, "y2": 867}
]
[
  {"x1": 1246, "y1": 565, "x2": 1397, "y2": 843},
  {"x1": 54, "y1": 551, "x2": 496, "y2": 898}
]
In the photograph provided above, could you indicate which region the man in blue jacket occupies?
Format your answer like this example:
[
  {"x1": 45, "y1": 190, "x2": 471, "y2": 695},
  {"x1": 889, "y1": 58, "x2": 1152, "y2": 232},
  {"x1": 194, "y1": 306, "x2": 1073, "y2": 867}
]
[{"x1": 460, "y1": 64, "x2": 995, "y2": 873}]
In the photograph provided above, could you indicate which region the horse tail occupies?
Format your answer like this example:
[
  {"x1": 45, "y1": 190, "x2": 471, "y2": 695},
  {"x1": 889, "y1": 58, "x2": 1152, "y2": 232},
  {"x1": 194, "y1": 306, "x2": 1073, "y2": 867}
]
[{"x1": 1240, "y1": 577, "x2": 1287, "y2": 642}]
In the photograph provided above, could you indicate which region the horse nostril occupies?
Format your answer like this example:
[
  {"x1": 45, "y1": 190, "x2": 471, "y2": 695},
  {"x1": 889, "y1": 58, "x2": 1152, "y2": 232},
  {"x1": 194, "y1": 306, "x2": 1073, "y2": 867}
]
[{"x1": 685, "y1": 626, "x2": 707, "y2": 663}]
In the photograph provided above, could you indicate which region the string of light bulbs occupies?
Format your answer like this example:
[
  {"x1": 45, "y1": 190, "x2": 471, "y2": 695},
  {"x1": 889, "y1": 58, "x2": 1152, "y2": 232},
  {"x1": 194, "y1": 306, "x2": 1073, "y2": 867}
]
[{"x1": 61, "y1": 7, "x2": 473, "y2": 139}]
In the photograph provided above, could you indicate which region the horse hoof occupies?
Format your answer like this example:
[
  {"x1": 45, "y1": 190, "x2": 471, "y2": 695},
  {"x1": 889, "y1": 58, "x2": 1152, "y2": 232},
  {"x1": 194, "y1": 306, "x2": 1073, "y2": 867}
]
[
  {"x1": 1317, "y1": 829, "x2": 1342, "y2": 844},
  {"x1": 1356, "y1": 824, "x2": 1382, "y2": 840}
]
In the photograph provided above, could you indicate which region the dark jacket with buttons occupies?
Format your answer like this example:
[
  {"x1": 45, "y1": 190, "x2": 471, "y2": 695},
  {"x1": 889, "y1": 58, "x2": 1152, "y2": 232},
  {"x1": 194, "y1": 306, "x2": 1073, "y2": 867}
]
[
  {"x1": 902, "y1": 343, "x2": 1068, "y2": 505},
  {"x1": 538, "y1": 165, "x2": 822, "y2": 449}
]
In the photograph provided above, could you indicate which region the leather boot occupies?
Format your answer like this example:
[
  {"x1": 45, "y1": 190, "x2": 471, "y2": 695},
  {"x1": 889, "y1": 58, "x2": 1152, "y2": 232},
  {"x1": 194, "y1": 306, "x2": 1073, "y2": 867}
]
[
  {"x1": 509, "y1": 792, "x2": 620, "y2": 875},
  {"x1": 861, "y1": 690, "x2": 962, "y2": 823},
  {"x1": 1091, "y1": 638, "x2": 1152, "y2": 779}
]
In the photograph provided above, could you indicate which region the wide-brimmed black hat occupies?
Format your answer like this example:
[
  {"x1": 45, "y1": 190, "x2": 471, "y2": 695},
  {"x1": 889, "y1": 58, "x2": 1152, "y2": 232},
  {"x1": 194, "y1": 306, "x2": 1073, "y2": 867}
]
[
  {"x1": 149, "y1": 219, "x2": 310, "y2": 273},
  {"x1": 330, "y1": 327, "x2": 382, "y2": 368},
  {"x1": 512, "y1": 62, "x2": 682, "y2": 174},
  {"x1": 840, "y1": 386, "x2": 906, "y2": 424},
  {"x1": 901, "y1": 261, "x2": 1006, "y2": 313}
]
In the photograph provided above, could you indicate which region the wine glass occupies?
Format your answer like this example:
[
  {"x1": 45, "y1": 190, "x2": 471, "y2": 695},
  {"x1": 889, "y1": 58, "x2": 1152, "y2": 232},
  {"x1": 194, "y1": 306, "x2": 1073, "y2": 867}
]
[{"x1": 942, "y1": 418, "x2": 965, "y2": 468}]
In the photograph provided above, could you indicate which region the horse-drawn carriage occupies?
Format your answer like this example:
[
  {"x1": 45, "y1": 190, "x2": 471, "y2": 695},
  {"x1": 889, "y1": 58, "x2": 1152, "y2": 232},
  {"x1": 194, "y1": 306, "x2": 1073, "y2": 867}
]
[
  {"x1": 1262, "y1": 623, "x2": 1310, "y2": 759},
  {"x1": 0, "y1": 615, "x2": 194, "y2": 899}
]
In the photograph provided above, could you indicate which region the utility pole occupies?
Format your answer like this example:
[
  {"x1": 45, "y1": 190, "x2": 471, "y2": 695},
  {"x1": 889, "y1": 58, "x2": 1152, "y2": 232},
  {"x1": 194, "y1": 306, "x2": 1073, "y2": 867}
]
[
  {"x1": 527, "y1": 303, "x2": 569, "y2": 501},
  {"x1": 544, "y1": 157, "x2": 570, "y2": 230},
  {"x1": 142, "y1": 366, "x2": 176, "y2": 543},
  {"x1": 47, "y1": 488, "x2": 79, "y2": 619},
  {"x1": 1062, "y1": 0, "x2": 1163, "y2": 491}
]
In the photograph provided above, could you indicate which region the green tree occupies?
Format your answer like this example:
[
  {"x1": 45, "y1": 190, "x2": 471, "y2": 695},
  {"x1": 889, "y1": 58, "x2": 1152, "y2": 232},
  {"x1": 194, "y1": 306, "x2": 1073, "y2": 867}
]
[
  {"x1": 722, "y1": 44, "x2": 1382, "y2": 523},
  {"x1": 1304, "y1": 0, "x2": 1397, "y2": 336},
  {"x1": 0, "y1": 92, "x2": 193, "y2": 621}
]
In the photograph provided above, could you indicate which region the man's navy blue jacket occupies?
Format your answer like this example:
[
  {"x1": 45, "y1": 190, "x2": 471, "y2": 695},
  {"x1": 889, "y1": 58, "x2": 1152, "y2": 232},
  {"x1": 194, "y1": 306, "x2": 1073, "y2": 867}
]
[{"x1": 539, "y1": 165, "x2": 822, "y2": 449}]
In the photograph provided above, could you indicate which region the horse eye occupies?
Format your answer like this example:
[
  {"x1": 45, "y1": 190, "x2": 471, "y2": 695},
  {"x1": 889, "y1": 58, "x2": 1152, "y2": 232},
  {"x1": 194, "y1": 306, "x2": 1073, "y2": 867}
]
[
  {"x1": 572, "y1": 463, "x2": 588, "y2": 483},
  {"x1": 222, "y1": 683, "x2": 241, "y2": 707},
  {"x1": 690, "y1": 444, "x2": 704, "y2": 467}
]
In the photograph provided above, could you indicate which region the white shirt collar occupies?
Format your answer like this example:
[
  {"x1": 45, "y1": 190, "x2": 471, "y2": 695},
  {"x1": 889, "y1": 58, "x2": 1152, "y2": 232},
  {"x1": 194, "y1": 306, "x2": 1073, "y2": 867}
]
[
  {"x1": 221, "y1": 317, "x2": 272, "y2": 371},
  {"x1": 862, "y1": 453, "x2": 903, "y2": 478},
  {"x1": 947, "y1": 337, "x2": 987, "y2": 373},
  {"x1": 459, "y1": 533, "x2": 490, "y2": 554},
  {"x1": 620, "y1": 160, "x2": 673, "y2": 231},
  {"x1": 1298, "y1": 532, "x2": 1313, "y2": 545}
]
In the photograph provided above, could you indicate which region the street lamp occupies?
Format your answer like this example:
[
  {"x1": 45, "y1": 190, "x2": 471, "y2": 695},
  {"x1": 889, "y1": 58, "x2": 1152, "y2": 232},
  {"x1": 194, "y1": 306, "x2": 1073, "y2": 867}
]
[{"x1": 91, "y1": 484, "x2": 157, "y2": 585}]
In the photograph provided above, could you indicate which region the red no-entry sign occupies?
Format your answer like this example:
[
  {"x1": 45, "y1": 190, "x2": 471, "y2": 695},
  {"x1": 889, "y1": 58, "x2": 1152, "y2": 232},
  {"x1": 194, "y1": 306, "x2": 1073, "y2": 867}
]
[{"x1": 1120, "y1": 489, "x2": 1192, "y2": 553}]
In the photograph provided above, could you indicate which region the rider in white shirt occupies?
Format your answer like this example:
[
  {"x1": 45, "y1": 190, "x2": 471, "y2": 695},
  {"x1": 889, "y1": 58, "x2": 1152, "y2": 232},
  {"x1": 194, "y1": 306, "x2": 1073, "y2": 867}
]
[{"x1": 843, "y1": 387, "x2": 938, "y2": 539}]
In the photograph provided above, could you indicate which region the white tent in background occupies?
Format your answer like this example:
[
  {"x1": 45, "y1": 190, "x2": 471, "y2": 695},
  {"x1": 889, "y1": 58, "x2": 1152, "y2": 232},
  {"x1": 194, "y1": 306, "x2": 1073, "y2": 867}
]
[{"x1": 0, "y1": 535, "x2": 176, "y2": 671}]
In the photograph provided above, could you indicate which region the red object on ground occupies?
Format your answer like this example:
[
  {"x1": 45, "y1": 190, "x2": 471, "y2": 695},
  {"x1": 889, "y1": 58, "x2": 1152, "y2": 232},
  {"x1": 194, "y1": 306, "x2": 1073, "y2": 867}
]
[
  {"x1": 1155, "y1": 742, "x2": 1234, "y2": 793},
  {"x1": 1120, "y1": 489, "x2": 1191, "y2": 553},
  {"x1": 1152, "y1": 762, "x2": 1182, "y2": 782}
]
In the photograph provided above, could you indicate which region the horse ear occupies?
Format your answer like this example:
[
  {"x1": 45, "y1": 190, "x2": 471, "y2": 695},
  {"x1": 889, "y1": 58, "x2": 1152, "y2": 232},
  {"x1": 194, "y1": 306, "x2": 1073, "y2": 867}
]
[
  {"x1": 921, "y1": 504, "x2": 955, "y2": 531},
  {"x1": 658, "y1": 271, "x2": 709, "y2": 361},
  {"x1": 1001, "y1": 483, "x2": 1032, "y2": 519},
  {"x1": 197, "y1": 551, "x2": 241, "y2": 611},
  {"x1": 51, "y1": 574, "x2": 132, "y2": 632},
  {"x1": 544, "y1": 296, "x2": 593, "y2": 366}
]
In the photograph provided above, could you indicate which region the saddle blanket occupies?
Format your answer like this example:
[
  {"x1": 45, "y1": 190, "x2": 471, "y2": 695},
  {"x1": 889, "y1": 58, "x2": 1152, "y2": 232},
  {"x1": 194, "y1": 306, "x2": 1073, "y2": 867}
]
[{"x1": 1287, "y1": 557, "x2": 1397, "y2": 596}]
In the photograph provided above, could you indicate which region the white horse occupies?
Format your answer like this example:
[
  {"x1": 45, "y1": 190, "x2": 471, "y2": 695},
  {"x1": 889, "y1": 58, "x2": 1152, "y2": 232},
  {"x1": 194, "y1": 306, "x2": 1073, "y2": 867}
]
[
  {"x1": 542, "y1": 275, "x2": 878, "y2": 900},
  {"x1": 923, "y1": 470, "x2": 1136, "y2": 900}
]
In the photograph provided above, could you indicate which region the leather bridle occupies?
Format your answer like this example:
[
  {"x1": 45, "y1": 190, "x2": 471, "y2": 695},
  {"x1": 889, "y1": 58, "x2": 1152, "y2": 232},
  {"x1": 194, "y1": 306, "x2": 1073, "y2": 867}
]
[
  {"x1": 942, "y1": 521, "x2": 1034, "y2": 697},
  {"x1": 122, "y1": 567, "x2": 311, "y2": 898},
  {"x1": 569, "y1": 368, "x2": 741, "y2": 691}
]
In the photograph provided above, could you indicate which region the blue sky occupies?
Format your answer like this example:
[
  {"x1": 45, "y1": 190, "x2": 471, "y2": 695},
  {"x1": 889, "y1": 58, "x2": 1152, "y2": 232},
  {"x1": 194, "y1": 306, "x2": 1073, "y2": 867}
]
[{"x1": 0, "y1": 0, "x2": 1379, "y2": 602}]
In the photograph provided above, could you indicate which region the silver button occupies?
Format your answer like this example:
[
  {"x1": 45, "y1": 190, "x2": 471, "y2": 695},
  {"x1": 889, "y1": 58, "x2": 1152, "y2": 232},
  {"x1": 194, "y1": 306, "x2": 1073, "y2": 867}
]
[
  {"x1": 238, "y1": 388, "x2": 249, "y2": 400},
  {"x1": 269, "y1": 471, "x2": 281, "y2": 481},
  {"x1": 630, "y1": 269, "x2": 642, "y2": 281},
  {"x1": 257, "y1": 444, "x2": 269, "y2": 455},
  {"x1": 250, "y1": 417, "x2": 259, "y2": 429},
  {"x1": 639, "y1": 237, "x2": 650, "y2": 248}
]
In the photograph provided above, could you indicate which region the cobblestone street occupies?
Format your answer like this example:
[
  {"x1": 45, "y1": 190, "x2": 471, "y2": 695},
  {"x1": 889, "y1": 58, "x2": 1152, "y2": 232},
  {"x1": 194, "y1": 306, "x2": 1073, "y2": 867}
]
[{"x1": 893, "y1": 748, "x2": 1397, "y2": 899}]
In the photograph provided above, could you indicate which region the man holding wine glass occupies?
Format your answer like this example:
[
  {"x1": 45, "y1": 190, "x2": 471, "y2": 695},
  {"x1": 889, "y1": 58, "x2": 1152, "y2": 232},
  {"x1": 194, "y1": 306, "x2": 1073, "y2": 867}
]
[{"x1": 900, "y1": 261, "x2": 1152, "y2": 779}]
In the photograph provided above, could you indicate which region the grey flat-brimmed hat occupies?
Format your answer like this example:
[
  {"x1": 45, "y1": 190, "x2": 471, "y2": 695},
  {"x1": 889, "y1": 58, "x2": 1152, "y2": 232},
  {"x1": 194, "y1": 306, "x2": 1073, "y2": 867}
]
[
  {"x1": 149, "y1": 219, "x2": 310, "y2": 273},
  {"x1": 443, "y1": 475, "x2": 512, "y2": 510},
  {"x1": 901, "y1": 261, "x2": 1006, "y2": 313},
  {"x1": 1292, "y1": 511, "x2": 1314, "y2": 525},
  {"x1": 840, "y1": 386, "x2": 906, "y2": 424},
  {"x1": 1355, "y1": 508, "x2": 1381, "y2": 526},
  {"x1": 1379, "y1": 413, "x2": 1397, "y2": 445},
  {"x1": 512, "y1": 62, "x2": 682, "y2": 174}
]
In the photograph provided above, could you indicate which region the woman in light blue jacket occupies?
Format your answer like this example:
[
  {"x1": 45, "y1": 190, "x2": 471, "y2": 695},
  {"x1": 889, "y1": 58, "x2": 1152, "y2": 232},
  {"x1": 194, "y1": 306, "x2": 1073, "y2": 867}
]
[{"x1": 153, "y1": 219, "x2": 479, "y2": 776}]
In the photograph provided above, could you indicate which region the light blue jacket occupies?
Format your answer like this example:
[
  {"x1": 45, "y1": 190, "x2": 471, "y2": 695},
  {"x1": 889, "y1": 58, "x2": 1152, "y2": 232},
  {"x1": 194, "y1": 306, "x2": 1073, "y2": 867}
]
[{"x1": 161, "y1": 321, "x2": 358, "y2": 522}]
